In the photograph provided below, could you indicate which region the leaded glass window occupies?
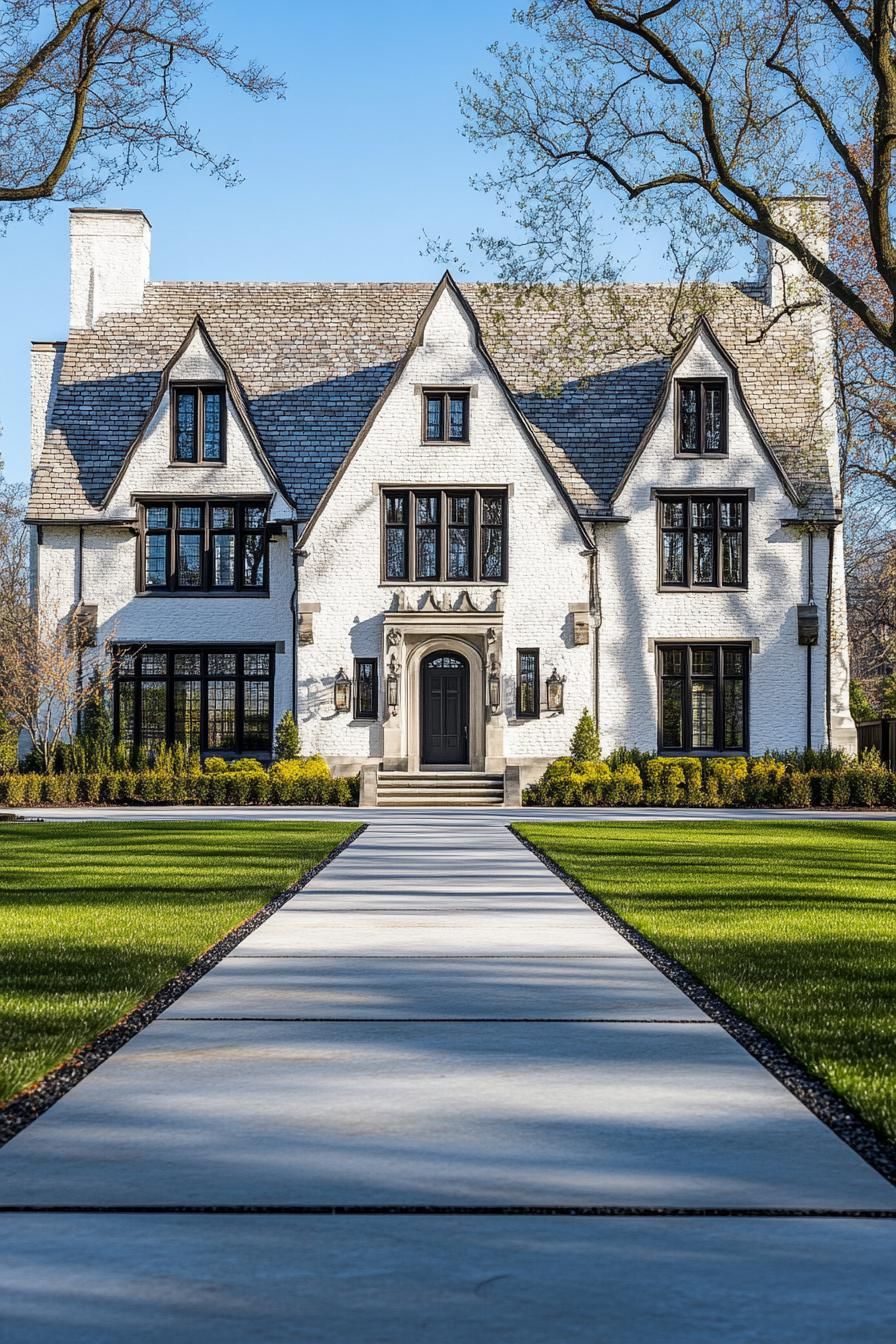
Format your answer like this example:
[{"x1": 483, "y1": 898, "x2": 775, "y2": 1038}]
[
  {"x1": 354, "y1": 658, "x2": 378, "y2": 720},
  {"x1": 381, "y1": 488, "x2": 507, "y2": 583},
  {"x1": 677, "y1": 381, "x2": 727, "y2": 455},
  {"x1": 139, "y1": 500, "x2": 269, "y2": 593},
  {"x1": 517, "y1": 649, "x2": 539, "y2": 719},
  {"x1": 658, "y1": 644, "x2": 748, "y2": 752},
  {"x1": 171, "y1": 386, "x2": 226, "y2": 463},
  {"x1": 658, "y1": 495, "x2": 746, "y2": 589},
  {"x1": 423, "y1": 390, "x2": 469, "y2": 442}
]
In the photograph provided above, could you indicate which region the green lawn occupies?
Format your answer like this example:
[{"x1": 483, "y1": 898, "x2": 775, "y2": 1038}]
[
  {"x1": 514, "y1": 820, "x2": 896, "y2": 1142},
  {"x1": 0, "y1": 820, "x2": 358, "y2": 1103}
]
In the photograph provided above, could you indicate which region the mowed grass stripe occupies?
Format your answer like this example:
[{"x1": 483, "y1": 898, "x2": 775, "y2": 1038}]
[
  {"x1": 514, "y1": 821, "x2": 896, "y2": 1143},
  {"x1": 0, "y1": 821, "x2": 358, "y2": 1102}
]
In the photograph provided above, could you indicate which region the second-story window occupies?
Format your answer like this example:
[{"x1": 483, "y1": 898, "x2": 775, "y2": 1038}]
[
  {"x1": 140, "y1": 500, "x2": 269, "y2": 594},
  {"x1": 677, "y1": 380, "x2": 726, "y2": 456},
  {"x1": 382, "y1": 488, "x2": 507, "y2": 583},
  {"x1": 423, "y1": 390, "x2": 469, "y2": 442},
  {"x1": 659, "y1": 494, "x2": 747, "y2": 589},
  {"x1": 172, "y1": 386, "x2": 226, "y2": 463}
]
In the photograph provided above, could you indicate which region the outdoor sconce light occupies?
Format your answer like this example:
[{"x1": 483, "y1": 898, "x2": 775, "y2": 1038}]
[
  {"x1": 386, "y1": 656, "x2": 400, "y2": 715},
  {"x1": 546, "y1": 667, "x2": 566, "y2": 713},
  {"x1": 333, "y1": 667, "x2": 352, "y2": 714},
  {"x1": 488, "y1": 657, "x2": 502, "y2": 714}
]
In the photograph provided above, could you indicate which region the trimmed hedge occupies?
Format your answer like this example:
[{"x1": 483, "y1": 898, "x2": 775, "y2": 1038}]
[
  {"x1": 524, "y1": 751, "x2": 896, "y2": 809},
  {"x1": 0, "y1": 754, "x2": 359, "y2": 807}
]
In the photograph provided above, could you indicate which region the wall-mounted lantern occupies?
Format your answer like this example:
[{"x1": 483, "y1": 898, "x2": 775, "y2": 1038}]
[
  {"x1": 333, "y1": 667, "x2": 352, "y2": 713},
  {"x1": 546, "y1": 667, "x2": 566, "y2": 713},
  {"x1": 386, "y1": 655, "x2": 400, "y2": 715},
  {"x1": 488, "y1": 656, "x2": 502, "y2": 714}
]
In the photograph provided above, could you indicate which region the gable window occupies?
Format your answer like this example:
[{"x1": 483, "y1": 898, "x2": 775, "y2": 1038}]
[
  {"x1": 423, "y1": 390, "x2": 470, "y2": 443},
  {"x1": 354, "y1": 658, "x2": 378, "y2": 719},
  {"x1": 516, "y1": 649, "x2": 540, "y2": 719},
  {"x1": 677, "y1": 381, "x2": 727, "y2": 456},
  {"x1": 382, "y1": 488, "x2": 507, "y2": 583},
  {"x1": 659, "y1": 494, "x2": 746, "y2": 589},
  {"x1": 114, "y1": 645, "x2": 274, "y2": 754},
  {"x1": 658, "y1": 644, "x2": 748, "y2": 752},
  {"x1": 139, "y1": 500, "x2": 269, "y2": 594},
  {"x1": 172, "y1": 386, "x2": 226, "y2": 463}
]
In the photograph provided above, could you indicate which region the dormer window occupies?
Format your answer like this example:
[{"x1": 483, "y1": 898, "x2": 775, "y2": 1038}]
[
  {"x1": 172, "y1": 386, "x2": 226, "y2": 463},
  {"x1": 677, "y1": 380, "x2": 726, "y2": 456},
  {"x1": 423, "y1": 389, "x2": 469, "y2": 443}
]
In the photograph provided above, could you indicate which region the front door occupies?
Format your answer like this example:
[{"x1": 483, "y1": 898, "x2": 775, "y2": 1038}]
[{"x1": 421, "y1": 651, "x2": 469, "y2": 765}]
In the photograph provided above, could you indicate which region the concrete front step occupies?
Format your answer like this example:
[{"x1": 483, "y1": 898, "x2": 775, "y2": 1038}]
[{"x1": 377, "y1": 772, "x2": 504, "y2": 807}]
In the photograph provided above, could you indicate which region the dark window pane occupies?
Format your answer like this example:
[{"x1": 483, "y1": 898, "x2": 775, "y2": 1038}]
[
  {"x1": 243, "y1": 505, "x2": 266, "y2": 529},
  {"x1": 177, "y1": 533, "x2": 203, "y2": 588},
  {"x1": 213, "y1": 534, "x2": 235, "y2": 587},
  {"x1": 355, "y1": 659, "x2": 377, "y2": 718},
  {"x1": 173, "y1": 680, "x2": 201, "y2": 749},
  {"x1": 207, "y1": 680, "x2": 236, "y2": 750},
  {"x1": 481, "y1": 529, "x2": 503, "y2": 578},
  {"x1": 448, "y1": 528, "x2": 470, "y2": 578},
  {"x1": 174, "y1": 653, "x2": 201, "y2": 675},
  {"x1": 449, "y1": 395, "x2": 467, "y2": 440},
  {"x1": 692, "y1": 500, "x2": 715, "y2": 528},
  {"x1": 385, "y1": 494, "x2": 406, "y2": 525},
  {"x1": 142, "y1": 653, "x2": 167, "y2": 676},
  {"x1": 242, "y1": 531, "x2": 265, "y2": 587},
  {"x1": 662, "y1": 679, "x2": 683, "y2": 748},
  {"x1": 386, "y1": 528, "x2": 407, "y2": 579},
  {"x1": 145, "y1": 533, "x2": 168, "y2": 588},
  {"x1": 178, "y1": 505, "x2": 201, "y2": 529},
  {"x1": 242, "y1": 680, "x2": 270, "y2": 749},
  {"x1": 662, "y1": 500, "x2": 685, "y2": 527},
  {"x1": 724, "y1": 649, "x2": 746, "y2": 676},
  {"x1": 692, "y1": 649, "x2": 716, "y2": 676},
  {"x1": 662, "y1": 531, "x2": 685, "y2": 585},
  {"x1": 243, "y1": 652, "x2": 270, "y2": 676},
  {"x1": 140, "y1": 681, "x2": 167, "y2": 748},
  {"x1": 720, "y1": 500, "x2": 742, "y2": 528},
  {"x1": 208, "y1": 653, "x2": 236, "y2": 675},
  {"x1": 203, "y1": 390, "x2": 223, "y2": 461},
  {"x1": 118, "y1": 680, "x2": 135, "y2": 746},
  {"x1": 705, "y1": 385, "x2": 724, "y2": 452},
  {"x1": 211, "y1": 506, "x2": 234, "y2": 530},
  {"x1": 118, "y1": 652, "x2": 137, "y2": 677},
  {"x1": 481, "y1": 493, "x2": 504, "y2": 526},
  {"x1": 146, "y1": 506, "x2": 169, "y2": 529},
  {"x1": 662, "y1": 647, "x2": 684, "y2": 675},
  {"x1": 723, "y1": 677, "x2": 745, "y2": 748},
  {"x1": 426, "y1": 395, "x2": 443, "y2": 440},
  {"x1": 679, "y1": 385, "x2": 699, "y2": 453},
  {"x1": 450, "y1": 495, "x2": 471, "y2": 525},
  {"x1": 691, "y1": 680, "x2": 715, "y2": 748},
  {"x1": 692, "y1": 529, "x2": 715, "y2": 584},
  {"x1": 175, "y1": 390, "x2": 197, "y2": 461},
  {"x1": 722, "y1": 532, "x2": 743, "y2": 586},
  {"x1": 416, "y1": 527, "x2": 438, "y2": 579},
  {"x1": 518, "y1": 651, "x2": 538, "y2": 716},
  {"x1": 415, "y1": 494, "x2": 439, "y2": 525}
]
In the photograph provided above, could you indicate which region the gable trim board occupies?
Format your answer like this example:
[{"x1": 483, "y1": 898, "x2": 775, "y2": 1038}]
[
  {"x1": 98, "y1": 314, "x2": 294, "y2": 515},
  {"x1": 297, "y1": 272, "x2": 594, "y2": 553},
  {"x1": 610, "y1": 318, "x2": 800, "y2": 507}
]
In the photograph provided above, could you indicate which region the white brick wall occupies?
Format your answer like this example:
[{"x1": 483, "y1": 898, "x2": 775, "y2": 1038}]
[
  {"x1": 601, "y1": 330, "x2": 835, "y2": 754},
  {"x1": 69, "y1": 210, "x2": 151, "y2": 330}
]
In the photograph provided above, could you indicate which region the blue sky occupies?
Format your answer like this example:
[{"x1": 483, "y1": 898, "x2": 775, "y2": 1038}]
[{"x1": 0, "y1": 0, "x2": 667, "y2": 486}]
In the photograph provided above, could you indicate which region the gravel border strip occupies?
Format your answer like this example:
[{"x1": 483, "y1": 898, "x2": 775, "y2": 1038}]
[
  {"x1": 0, "y1": 1204, "x2": 894, "y2": 1218},
  {"x1": 512, "y1": 826, "x2": 896, "y2": 1188},
  {"x1": 0, "y1": 824, "x2": 365, "y2": 1150}
]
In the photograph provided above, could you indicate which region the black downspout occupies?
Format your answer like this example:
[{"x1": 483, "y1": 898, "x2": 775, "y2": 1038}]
[
  {"x1": 290, "y1": 524, "x2": 299, "y2": 720},
  {"x1": 806, "y1": 529, "x2": 814, "y2": 752},
  {"x1": 826, "y1": 526, "x2": 835, "y2": 750},
  {"x1": 76, "y1": 525, "x2": 84, "y2": 734},
  {"x1": 591, "y1": 524, "x2": 601, "y2": 738}
]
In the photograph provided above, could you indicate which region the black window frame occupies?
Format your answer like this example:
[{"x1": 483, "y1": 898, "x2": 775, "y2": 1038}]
[
  {"x1": 676, "y1": 380, "x2": 728, "y2": 457},
  {"x1": 113, "y1": 643, "x2": 275, "y2": 756},
  {"x1": 657, "y1": 493, "x2": 747, "y2": 591},
  {"x1": 656, "y1": 642, "x2": 750, "y2": 754},
  {"x1": 380, "y1": 487, "x2": 507, "y2": 583},
  {"x1": 171, "y1": 384, "x2": 227, "y2": 464},
  {"x1": 354, "y1": 657, "x2": 379, "y2": 720},
  {"x1": 422, "y1": 389, "x2": 470, "y2": 444},
  {"x1": 516, "y1": 648, "x2": 540, "y2": 719},
  {"x1": 137, "y1": 499, "x2": 271, "y2": 595}
]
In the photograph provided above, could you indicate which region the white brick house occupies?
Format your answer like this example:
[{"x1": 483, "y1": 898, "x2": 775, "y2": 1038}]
[{"x1": 27, "y1": 207, "x2": 855, "y2": 800}]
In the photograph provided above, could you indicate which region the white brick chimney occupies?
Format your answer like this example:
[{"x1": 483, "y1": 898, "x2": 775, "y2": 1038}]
[
  {"x1": 69, "y1": 208, "x2": 151, "y2": 330},
  {"x1": 760, "y1": 196, "x2": 830, "y2": 309}
]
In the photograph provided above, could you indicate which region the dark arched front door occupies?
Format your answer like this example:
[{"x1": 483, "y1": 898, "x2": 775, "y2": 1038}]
[{"x1": 421, "y1": 651, "x2": 469, "y2": 765}]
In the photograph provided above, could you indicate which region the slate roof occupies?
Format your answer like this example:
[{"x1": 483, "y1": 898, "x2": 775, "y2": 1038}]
[{"x1": 28, "y1": 277, "x2": 836, "y2": 522}]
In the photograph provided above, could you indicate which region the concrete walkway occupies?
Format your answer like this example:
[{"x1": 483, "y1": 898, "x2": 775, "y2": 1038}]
[{"x1": 1, "y1": 815, "x2": 895, "y2": 1341}]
